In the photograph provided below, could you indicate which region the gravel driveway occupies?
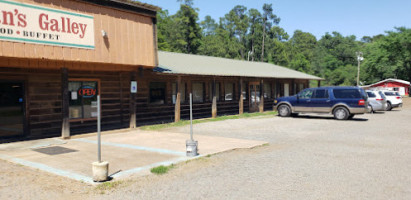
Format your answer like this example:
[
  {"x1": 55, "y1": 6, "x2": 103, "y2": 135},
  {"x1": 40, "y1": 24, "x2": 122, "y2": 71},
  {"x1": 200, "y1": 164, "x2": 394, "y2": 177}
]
[{"x1": 1, "y1": 98, "x2": 410, "y2": 200}]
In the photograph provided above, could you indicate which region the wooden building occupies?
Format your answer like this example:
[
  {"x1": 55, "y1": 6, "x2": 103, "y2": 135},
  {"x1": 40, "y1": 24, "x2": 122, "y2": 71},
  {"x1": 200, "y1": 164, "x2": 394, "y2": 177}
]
[
  {"x1": 145, "y1": 51, "x2": 323, "y2": 124},
  {"x1": 0, "y1": 0, "x2": 322, "y2": 141},
  {"x1": 0, "y1": 0, "x2": 159, "y2": 139}
]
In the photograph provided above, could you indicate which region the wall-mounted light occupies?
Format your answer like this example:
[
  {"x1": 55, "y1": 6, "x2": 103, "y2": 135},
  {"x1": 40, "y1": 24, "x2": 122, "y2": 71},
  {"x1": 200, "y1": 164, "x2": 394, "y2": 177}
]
[{"x1": 101, "y1": 30, "x2": 108, "y2": 38}]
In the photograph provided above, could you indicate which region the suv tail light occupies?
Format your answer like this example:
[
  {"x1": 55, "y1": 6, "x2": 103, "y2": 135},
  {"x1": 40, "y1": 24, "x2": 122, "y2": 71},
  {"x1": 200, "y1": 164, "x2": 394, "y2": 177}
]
[
  {"x1": 376, "y1": 98, "x2": 383, "y2": 101},
  {"x1": 396, "y1": 96, "x2": 401, "y2": 99},
  {"x1": 358, "y1": 99, "x2": 365, "y2": 106}
]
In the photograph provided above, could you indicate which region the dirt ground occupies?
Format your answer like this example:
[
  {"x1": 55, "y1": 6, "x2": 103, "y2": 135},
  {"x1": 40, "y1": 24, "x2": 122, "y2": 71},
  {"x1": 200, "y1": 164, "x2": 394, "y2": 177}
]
[{"x1": 1, "y1": 98, "x2": 410, "y2": 200}]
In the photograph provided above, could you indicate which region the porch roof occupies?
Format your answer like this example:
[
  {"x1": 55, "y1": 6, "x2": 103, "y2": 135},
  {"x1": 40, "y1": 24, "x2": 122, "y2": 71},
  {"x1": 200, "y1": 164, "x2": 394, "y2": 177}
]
[{"x1": 157, "y1": 51, "x2": 323, "y2": 80}]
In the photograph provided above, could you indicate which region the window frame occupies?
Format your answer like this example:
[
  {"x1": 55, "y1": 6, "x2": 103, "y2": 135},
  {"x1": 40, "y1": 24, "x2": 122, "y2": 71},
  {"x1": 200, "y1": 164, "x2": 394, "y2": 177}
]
[
  {"x1": 149, "y1": 82, "x2": 167, "y2": 105},
  {"x1": 68, "y1": 78, "x2": 100, "y2": 122},
  {"x1": 312, "y1": 89, "x2": 329, "y2": 99},
  {"x1": 224, "y1": 82, "x2": 234, "y2": 101},
  {"x1": 192, "y1": 82, "x2": 205, "y2": 103}
]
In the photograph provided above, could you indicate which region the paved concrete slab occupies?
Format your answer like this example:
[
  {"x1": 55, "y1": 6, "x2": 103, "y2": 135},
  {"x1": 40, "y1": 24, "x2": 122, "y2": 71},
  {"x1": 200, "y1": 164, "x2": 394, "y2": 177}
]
[{"x1": 0, "y1": 129, "x2": 267, "y2": 184}]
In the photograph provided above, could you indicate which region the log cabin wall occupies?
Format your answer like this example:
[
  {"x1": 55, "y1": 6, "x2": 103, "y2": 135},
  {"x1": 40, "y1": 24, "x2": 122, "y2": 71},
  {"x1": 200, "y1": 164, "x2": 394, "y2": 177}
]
[
  {"x1": 0, "y1": 66, "x2": 313, "y2": 139},
  {"x1": 0, "y1": 67, "x2": 132, "y2": 138},
  {"x1": 134, "y1": 73, "x2": 313, "y2": 126}
]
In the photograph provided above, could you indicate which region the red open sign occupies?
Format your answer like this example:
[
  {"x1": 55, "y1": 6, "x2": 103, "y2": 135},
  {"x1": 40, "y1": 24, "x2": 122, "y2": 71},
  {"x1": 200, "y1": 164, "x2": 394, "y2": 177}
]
[{"x1": 78, "y1": 86, "x2": 96, "y2": 98}]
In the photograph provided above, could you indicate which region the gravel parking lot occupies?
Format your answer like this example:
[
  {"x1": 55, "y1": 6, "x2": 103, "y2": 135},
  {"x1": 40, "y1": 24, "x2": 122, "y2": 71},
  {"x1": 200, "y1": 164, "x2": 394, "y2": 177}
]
[{"x1": 1, "y1": 98, "x2": 410, "y2": 200}]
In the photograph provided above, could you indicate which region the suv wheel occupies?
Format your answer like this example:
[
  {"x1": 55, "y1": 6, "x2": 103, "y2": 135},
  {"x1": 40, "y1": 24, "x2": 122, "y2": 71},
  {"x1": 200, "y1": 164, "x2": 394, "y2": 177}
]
[
  {"x1": 333, "y1": 107, "x2": 349, "y2": 120},
  {"x1": 278, "y1": 105, "x2": 291, "y2": 117},
  {"x1": 386, "y1": 102, "x2": 392, "y2": 111}
]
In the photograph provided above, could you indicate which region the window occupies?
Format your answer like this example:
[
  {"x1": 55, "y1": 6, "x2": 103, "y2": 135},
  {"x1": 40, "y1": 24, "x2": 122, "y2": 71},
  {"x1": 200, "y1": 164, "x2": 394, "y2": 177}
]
[
  {"x1": 150, "y1": 82, "x2": 166, "y2": 104},
  {"x1": 333, "y1": 89, "x2": 361, "y2": 98},
  {"x1": 299, "y1": 83, "x2": 304, "y2": 92},
  {"x1": 242, "y1": 83, "x2": 247, "y2": 100},
  {"x1": 284, "y1": 83, "x2": 290, "y2": 96},
  {"x1": 192, "y1": 82, "x2": 204, "y2": 103},
  {"x1": 298, "y1": 89, "x2": 313, "y2": 99},
  {"x1": 224, "y1": 82, "x2": 234, "y2": 101},
  {"x1": 69, "y1": 81, "x2": 98, "y2": 119},
  {"x1": 172, "y1": 82, "x2": 186, "y2": 104},
  {"x1": 264, "y1": 83, "x2": 271, "y2": 99},
  {"x1": 313, "y1": 89, "x2": 329, "y2": 99},
  {"x1": 209, "y1": 82, "x2": 220, "y2": 101},
  {"x1": 384, "y1": 91, "x2": 395, "y2": 96},
  {"x1": 367, "y1": 92, "x2": 376, "y2": 98}
]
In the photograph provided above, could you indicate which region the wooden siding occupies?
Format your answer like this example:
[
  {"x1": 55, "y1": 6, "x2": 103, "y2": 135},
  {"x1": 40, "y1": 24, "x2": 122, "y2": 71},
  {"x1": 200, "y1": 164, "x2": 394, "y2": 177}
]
[
  {"x1": 0, "y1": 67, "x2": 312, "y2": 139},
  {"x1": 0, "y1": 0, "x2": 155, "y2": 68}
]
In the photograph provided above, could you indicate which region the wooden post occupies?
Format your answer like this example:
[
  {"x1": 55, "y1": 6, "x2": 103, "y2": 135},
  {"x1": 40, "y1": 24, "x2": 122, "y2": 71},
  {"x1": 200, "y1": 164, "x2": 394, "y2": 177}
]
[
  {"x1": 239, "y1": 78, "x2": 244, "y2": 114},
  {"x1": 175, "y1": 76, "x2": 181, "y2": 122},
  {"x1": 212, "y1": 78, "x2": 217, "y2": 118},
  {"x1": 259, "y1": 79, "x2": 264, "y2": 113},
  {"x1": 291, "y1": 80, "x2": 295, "y2": 95},
  {"x1": 119, "y1": 73, "x2": 124, "y2": 126},
  {"x1": 61, "y1": 67, "x2": 70, "y2": 139},
  {"x1": 130, "y1": 71, "x2": 137, "y2": 128},
  {"x1": 317, "y1": 80, "x2": 321, "y2": 87}
]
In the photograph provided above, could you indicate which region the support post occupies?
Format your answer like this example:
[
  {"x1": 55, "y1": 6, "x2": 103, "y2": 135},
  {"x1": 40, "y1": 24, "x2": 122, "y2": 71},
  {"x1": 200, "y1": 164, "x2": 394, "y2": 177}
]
[
  {"x1": 259, "y1": 79, "x2": 264, "y2": 113},
  {"x1": 175, "y1": 76, "x2": 181, "y2": 122},
  {"x1": 130, "y1": 71, "x2": 137, "y2": 128},
  {"x1": 318, "y1": 80, "x2": 321, "y2": 87},
  {"x1": 61, "y1": 67, "x2": 70, "y2": 139},
  {"x1": 211, "y1": 78, "x2": 217, "y2": 118},
  {"x1": 239, "y1": 78, "x2": 244, "y2": 114}
]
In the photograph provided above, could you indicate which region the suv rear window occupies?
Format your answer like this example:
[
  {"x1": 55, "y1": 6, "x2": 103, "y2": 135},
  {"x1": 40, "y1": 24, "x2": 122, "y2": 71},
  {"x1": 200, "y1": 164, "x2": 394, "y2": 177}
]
[
  {"x1": 333, "y1": 89, "x2": 361, "y2": 99},
  {"x1": 367, "y1": 92, "x2": 376, "y2": 98},
  {"x1": 384, "y1": 92, "x2": 395, "y2": 96}
]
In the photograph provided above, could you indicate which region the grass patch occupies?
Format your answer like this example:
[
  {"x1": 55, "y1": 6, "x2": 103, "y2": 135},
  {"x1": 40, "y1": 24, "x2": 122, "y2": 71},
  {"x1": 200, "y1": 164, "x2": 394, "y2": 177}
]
[
  {"x1": 95, "y1": 180, "x2": 125, "y2": 191},
  {"x1": 150, "y1": 164, "x2": 175, "y2": 175},
  {"x1": 140, "y1": 111, "x2": 278, "y2": 131}
]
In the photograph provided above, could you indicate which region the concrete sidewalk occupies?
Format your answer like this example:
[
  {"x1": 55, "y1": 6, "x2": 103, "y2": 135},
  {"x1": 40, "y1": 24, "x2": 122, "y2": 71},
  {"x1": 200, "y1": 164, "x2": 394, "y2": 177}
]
[{"x1": 0, "y1": 129, "x2": 267, "y2": 184}]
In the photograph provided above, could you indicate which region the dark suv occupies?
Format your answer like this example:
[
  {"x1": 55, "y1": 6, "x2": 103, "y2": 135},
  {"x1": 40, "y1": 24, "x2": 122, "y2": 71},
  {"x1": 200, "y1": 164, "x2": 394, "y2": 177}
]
[{"x1": 274, "y1": 86, "x2": 369, "y2": 120}]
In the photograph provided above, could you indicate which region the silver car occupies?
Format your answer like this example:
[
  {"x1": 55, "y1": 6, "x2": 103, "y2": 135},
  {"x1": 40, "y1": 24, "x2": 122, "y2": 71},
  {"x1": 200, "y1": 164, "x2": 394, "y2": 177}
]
[{"x1": 366, "y1": 90, "x2": 387, "y2": 112}]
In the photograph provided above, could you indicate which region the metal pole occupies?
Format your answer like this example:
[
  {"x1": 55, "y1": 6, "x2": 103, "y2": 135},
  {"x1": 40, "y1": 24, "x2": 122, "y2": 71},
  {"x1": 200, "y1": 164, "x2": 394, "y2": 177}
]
[
  {"x1": 97, "y1": 95, "x2": 101, "y2": 163},
  {"x1": 357, "y1": 59, "x2": 360, "y2": 86},
  {"x1": 189, "y1": 93, "x2": 193, "y2": 141}
]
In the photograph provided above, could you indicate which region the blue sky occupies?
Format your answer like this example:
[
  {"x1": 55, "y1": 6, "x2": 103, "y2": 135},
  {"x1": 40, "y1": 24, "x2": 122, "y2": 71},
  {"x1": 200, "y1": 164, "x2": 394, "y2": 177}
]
[{"x1": 147, "y1": 0, "x2": 411, "y2": 40}]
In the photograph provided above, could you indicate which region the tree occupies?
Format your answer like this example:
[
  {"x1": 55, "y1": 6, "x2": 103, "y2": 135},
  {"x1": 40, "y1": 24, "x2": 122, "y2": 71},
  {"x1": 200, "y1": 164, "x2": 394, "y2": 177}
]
[
  {"x1": 247, "y1": 8, "x2": 262, "y2": 61},
  {"x1": 222, "y1": 5, "x2": 249, "y2": 59},
  {"x1": 200, "y1": 15, "x2": 217, "y2": 36},
  {"x1": 173, "y1": 2, "x2": 202, "y2": 54},
  {"x1": 156, "y1": 10, "x2": 173, "y2": 51},
  {"x1": 287, "y1": 30, "x2": 317, "y2": 73},
  {"x1": 311, "y1": 32, "x2": 360, "y2": 85},
  {"x1": 363, "y1": 27, "x2": 411, "y2": 83},
  {"x1": 261, "y1": 4, "x2": 280, "y2": 62}
]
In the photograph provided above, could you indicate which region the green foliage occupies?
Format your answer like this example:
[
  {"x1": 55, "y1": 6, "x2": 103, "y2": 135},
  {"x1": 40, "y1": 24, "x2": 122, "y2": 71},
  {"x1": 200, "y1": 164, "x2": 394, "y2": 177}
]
[
  {"x1": 151, "y1": 165, "x2": 175, "y2": 175},
  {"x1": 157, "y1": 3, "x2": 411, "y2": 85}
]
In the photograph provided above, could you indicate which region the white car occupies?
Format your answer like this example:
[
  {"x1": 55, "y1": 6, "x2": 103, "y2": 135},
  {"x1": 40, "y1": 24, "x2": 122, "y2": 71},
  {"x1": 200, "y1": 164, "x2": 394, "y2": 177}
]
[
  {"x1": 381, "y1": 90, "x2": 402, "y2": 110},
  {"x1": 366, "y1": 90, "x2": 387, "y2": 112}
]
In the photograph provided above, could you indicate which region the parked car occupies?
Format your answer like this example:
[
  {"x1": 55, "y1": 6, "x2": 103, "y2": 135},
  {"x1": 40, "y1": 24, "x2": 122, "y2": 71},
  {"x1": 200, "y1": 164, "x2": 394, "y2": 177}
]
[
  {"x1": 382, "y1": 90, "x2": 402, "y2": 110},
  {"x1": 366, "y1": 90, "x2": 387, "y2": 112},
  {"x1": 274, "y1": 86, "x2": 368, "y2": 120}
]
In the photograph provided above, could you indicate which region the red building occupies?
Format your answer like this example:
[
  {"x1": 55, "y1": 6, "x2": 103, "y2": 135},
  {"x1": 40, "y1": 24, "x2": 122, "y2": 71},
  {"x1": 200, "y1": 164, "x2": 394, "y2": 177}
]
[{"x1": 363, "y1": 79, "x2": 410, "y2": 96}]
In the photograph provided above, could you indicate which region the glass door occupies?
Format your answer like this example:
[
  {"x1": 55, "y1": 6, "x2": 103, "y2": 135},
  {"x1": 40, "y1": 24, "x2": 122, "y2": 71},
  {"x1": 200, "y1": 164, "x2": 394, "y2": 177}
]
[
  {"x1": 0, "y1": 81, "x2": 24, "y2": 137},
  {"x1": 249, "y1": 82, "x2": 260, "y2": 112}
]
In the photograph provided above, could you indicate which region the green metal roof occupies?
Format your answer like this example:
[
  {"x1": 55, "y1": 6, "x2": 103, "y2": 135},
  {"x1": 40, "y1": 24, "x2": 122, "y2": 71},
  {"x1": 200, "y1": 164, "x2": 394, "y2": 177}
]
[{"x1": 157, "y1": 51, "x2": 324, "y2": 80}]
